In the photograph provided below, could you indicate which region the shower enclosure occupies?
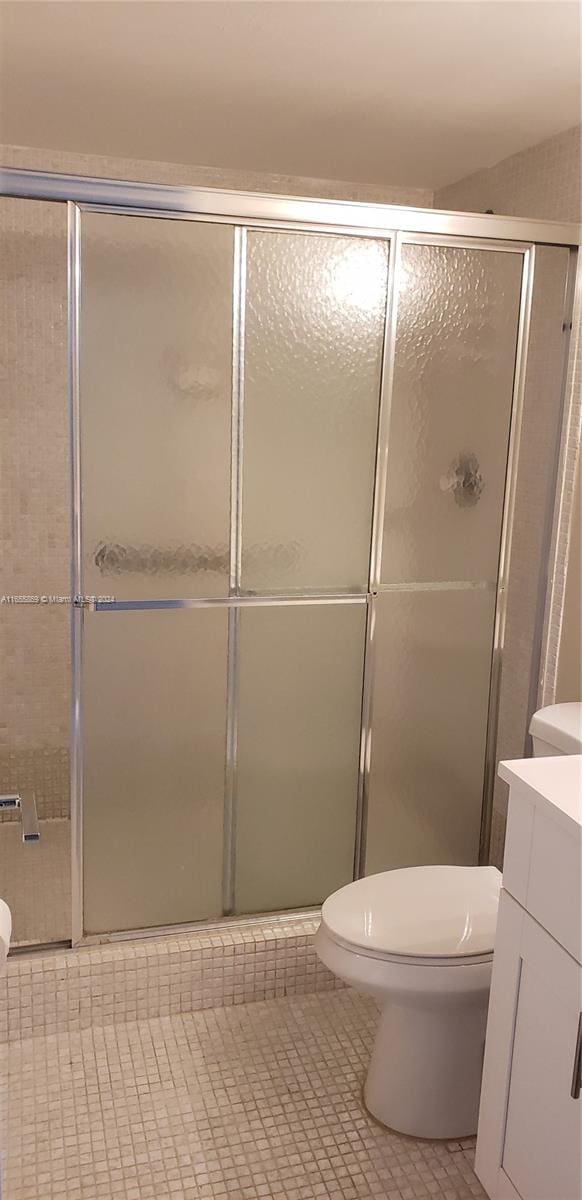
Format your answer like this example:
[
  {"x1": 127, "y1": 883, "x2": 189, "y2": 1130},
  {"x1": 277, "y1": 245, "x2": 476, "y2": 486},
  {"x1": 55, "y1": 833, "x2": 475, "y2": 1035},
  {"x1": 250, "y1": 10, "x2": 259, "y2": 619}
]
[{"x1": 0, "y1": 169, "x2": 577, "y2": 946}]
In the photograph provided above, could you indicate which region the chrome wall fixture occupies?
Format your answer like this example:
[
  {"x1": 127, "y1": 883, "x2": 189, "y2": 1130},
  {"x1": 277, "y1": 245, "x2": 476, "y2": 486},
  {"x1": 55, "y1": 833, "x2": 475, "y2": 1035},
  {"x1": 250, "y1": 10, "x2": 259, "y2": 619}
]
[
  {"x1": 0, "y1": 793, "x2": 40, "y2": 842},
  {"x1": 0, "y1": 165, "x2": 579, "y2": 946}
]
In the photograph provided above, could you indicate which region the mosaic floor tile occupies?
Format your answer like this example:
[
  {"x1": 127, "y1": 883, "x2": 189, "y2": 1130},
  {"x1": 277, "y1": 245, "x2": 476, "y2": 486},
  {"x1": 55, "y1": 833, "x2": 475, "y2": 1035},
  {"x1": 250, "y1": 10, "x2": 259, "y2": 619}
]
[
  {"x1": 1, "y1": 988, "x2": 485, "y2": 1200},
  {"x1": 1, "y1": 915, "x2": 340, "y2": 1043}
]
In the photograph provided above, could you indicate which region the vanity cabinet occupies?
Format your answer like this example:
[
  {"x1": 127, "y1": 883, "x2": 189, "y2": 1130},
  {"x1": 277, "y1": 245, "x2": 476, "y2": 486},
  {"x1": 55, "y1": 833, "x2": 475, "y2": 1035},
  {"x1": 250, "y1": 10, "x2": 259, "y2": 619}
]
[{"x1": 475, "y1": 756, "x2": 582, "y2": 1200}]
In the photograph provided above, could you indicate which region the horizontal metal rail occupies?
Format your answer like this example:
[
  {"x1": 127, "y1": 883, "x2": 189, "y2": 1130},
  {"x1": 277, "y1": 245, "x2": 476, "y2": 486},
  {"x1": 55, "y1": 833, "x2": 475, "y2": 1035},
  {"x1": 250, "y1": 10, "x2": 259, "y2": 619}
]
[
  {"x1": 1, "y1": 167, "x2": 579, "y2": 246},
  {"x1": 89, "y1": 594, "x2": 368, "y2": 611}
]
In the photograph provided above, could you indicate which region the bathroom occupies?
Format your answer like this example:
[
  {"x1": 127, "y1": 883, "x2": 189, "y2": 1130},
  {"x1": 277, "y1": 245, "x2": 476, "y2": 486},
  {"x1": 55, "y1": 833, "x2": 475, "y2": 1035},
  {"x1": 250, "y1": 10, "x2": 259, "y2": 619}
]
[{"x1": 0, "y1": 0, "x2": 580, "y2": 1196}]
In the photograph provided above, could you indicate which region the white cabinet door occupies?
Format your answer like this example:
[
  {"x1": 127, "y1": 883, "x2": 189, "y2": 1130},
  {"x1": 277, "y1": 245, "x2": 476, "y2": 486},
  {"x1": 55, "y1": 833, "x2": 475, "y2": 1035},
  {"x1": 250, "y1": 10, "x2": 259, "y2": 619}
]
[{"x1": 502, "y1": 915, "x2": 582, "y2": 1200}]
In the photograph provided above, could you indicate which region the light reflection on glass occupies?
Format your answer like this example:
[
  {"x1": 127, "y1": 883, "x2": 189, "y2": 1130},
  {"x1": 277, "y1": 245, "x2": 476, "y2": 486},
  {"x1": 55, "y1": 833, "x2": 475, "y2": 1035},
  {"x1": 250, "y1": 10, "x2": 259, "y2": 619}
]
[{"x1": 329, "y1": 241, "x2": 388, "y2": 313}]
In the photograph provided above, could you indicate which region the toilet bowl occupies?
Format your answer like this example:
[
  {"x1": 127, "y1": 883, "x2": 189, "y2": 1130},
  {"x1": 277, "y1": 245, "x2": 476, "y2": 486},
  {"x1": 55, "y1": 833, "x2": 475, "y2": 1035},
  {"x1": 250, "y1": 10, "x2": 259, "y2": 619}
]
[{"x1": 315, "y1": 864, "x2": 501, "y2": 1140}]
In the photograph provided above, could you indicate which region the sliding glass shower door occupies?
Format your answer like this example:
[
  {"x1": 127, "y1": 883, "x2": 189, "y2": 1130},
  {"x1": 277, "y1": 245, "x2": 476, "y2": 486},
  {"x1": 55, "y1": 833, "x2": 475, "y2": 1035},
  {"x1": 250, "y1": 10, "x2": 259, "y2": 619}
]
[
  {"x1": 1, "y1": 176, "x2": 573, "y2": 952},
  {"x1": 76, "y1": 207, "x2": 530, "y2": 939},
  {"x1": 365, "y1": 242, "x2": 524, "y2": 872},
  {"x1": 79, "y1": 214, "x2": 234, "y2": 934},
  {"x1": 77, "y1": 212, "x2": 388, "y2": 936},
  {"x1": 232, "y1": 231, "x2": 387, "y2": 914}
]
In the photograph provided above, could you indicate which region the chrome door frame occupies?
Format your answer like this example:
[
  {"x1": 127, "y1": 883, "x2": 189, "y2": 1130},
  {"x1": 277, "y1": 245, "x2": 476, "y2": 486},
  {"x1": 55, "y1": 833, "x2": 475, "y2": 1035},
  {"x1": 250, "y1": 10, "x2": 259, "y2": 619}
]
[
  {"x1": 2, "y1": 165, "x2": 577, "y2": 946},
  {"x1": 2, "y1": 165, "x2": 579, "y2": 244}
]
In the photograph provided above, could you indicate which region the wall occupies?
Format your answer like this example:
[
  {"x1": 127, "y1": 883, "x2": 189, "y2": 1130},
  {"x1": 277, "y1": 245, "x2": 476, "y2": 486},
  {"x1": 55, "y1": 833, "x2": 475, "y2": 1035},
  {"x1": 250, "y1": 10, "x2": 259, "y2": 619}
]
[
  {"x1": 436, "y1": 124, "x2": 582, "y2": 862},
  {"x1": 0, "y1": 143, "x2": 433, "y2": 207},
  {"x1": 546, "y1": 285, "x2": 582, "y2": 705},
  {"x1": 437, "y1": 124, "x2": 581, "y2": 707},
  {"x1": 436, "y1": 125, "x2": 581, "y2": 224},
  {"x1": 556, "y1": 462, "x2": 581, "y2": 700},
  {"x1": 0, "y1": 197, "x2": 69, "y2": 822}
]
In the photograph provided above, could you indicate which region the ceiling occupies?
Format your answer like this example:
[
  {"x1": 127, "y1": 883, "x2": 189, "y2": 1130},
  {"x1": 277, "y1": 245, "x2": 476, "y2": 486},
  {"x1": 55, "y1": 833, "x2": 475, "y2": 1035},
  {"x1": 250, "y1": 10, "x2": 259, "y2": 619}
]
[{"x1": 0, "y1": 0, "x2": 580, "y2": 190}]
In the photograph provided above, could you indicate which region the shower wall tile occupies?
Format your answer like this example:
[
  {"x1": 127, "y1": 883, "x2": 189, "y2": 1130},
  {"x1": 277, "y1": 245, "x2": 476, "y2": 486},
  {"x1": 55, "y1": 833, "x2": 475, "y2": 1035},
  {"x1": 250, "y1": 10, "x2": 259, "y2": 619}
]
[
  {"x1": 488, "y1": 244, "x2": 572, "y2": 857},
  {"x1": 0, "y1": 198, "x2": 70, "y2": 822},
  {"x1": 0, "y1": 818, "x2": 70, "y2": 945},
  {"x1": 0, "y1": 142, "x2": 434, "y2": 208},
  {"x1": 435, "y1": 125, "x2": 581, "y2": 225},
  {"x1": 435, "y1": 126, "x2": 582, "y2": 868},
  {"x1": 0, "y1": 916, "x2": 341, "y2": 1043},
  {"x1": 540, "y1": 284, "x2": 582, "y2": 707},
  {"x1": 0, "y1": 607, "x2": 70, "y2": 822}
]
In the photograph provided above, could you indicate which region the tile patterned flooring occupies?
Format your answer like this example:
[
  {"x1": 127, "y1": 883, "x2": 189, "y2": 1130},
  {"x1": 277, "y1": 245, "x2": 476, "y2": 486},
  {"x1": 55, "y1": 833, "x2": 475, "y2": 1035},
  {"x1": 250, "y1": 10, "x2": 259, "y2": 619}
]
[{"x1": 1, "y1": 988, "x2": 485, "y2": 1200}]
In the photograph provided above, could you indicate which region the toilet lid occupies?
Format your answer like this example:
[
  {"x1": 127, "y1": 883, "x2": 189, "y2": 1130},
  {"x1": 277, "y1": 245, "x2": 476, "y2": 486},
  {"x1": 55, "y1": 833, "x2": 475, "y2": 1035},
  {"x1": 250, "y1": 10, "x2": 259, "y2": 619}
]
[{"x1": 321, "y1": 865, "x2": 501, "y2": 959}]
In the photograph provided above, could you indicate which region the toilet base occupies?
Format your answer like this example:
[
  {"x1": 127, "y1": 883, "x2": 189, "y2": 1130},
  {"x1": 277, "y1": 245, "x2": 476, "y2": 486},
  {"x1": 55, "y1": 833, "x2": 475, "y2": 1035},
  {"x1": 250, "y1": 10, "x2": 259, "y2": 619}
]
[{"x1": 364, "y1": 993, "x2": 488, "y2": 1139}]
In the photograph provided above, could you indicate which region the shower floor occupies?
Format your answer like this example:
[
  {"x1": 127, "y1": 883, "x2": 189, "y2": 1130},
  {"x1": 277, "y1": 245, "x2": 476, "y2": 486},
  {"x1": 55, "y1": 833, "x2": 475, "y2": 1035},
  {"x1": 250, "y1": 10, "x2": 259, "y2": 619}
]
[
  {"x1": 1, "y1": 987, "x2": 484, "y2": 1200},
  {"x1": 0, "y1": 818, "x2": 70, "y2": 945}
]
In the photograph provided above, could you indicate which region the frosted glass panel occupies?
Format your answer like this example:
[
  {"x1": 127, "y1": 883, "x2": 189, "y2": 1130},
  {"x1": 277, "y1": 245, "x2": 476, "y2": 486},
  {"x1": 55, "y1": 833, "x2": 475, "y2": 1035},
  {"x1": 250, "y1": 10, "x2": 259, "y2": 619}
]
[
  {"x1": 365, "y1": 588, "x2": 496, "y2": 873},
  {"x1": 242, "y1": 232, "x2": 388, "y2": 593},
  {"x1": 83, "y1": 609, "x2": 227, "y2": 933},
  {"x1": 0, "y1": 198, "x2": 71, "y2": 946},
  {"x1": 80, "y1": 213, "x2": 233, "y2": 599},
  {"x1": 382, "y1": 245, "x2": 522, "y2": 584},
  {"x1": 235, "y1": 603, "x2": 366, "y2": 912}
]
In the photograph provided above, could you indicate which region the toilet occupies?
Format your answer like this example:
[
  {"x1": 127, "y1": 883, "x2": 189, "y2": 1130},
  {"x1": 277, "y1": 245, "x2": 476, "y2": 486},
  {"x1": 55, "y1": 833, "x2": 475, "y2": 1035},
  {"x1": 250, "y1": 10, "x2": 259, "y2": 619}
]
[
  {"x1": 315, "y1": 701, "x2": 582, "y2": 1141},
  {"x1": 528, "y1": 700, "x2": 582, "y2": 757}
]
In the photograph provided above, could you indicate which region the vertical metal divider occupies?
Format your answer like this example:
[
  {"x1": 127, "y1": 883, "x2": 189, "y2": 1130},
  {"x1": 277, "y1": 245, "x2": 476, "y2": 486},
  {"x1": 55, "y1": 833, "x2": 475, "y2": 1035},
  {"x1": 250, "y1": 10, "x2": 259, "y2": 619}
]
[
  {"x1": 353, "y1": 233, "x2": 401, "y2": 879},
  {"x1": 223, "y1": 605, "x2": 240, "y2": 916},
  {"x1": 69, "y1": 202, "x2": 84, "y2": 945},
  {"x1": 535, "y1": 246, "x2": 579, "y2": 710},
  {"x1": 479, "y1": 245, "x2": 536, "y2": 865},
  {"x1": 222, "y1": 227, "x2": 247, "y2": 915}
]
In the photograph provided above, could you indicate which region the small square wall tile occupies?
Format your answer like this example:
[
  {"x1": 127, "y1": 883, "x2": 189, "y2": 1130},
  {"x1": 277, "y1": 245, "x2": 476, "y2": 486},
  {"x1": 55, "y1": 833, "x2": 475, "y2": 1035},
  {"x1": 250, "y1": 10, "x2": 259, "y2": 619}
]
[{"x1": 1, "y1": 913, "x2": 342, "y2": 1043}]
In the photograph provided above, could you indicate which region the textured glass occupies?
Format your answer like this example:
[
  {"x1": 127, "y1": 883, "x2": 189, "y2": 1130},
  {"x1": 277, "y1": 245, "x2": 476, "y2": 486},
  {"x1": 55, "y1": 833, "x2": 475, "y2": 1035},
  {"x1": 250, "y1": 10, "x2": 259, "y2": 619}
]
[
  {"x1": 381, "y1": 245, "x2": 523, "y2": 584},
  {"x1": 0, "y1": 198, "x2": 70, "y2": 946},
  {"x1": 83, "y1": 609, "x2": 227, "y2": 933},
  {"x1": 241, "y1": 233, "x2": 388, "y2": 593},
  {"x1": 234, "y1": 603, "x2": 366, "y2": 912},
  {"x1": 365, "y1": 588, "x2": 496, "y2": 873},
  {"x1": 491, "y1": 245, "x2": 572, "y2": 864},
  {"x1": 80, "y1": 213, "x2": 233, "y2": 599}
]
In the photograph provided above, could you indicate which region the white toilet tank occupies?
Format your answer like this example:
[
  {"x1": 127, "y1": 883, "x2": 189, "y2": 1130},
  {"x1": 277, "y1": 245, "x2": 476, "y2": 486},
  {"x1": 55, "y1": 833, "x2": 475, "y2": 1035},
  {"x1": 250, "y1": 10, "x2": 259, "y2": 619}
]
[{"x1": 529, "y1": 701, "x2": 582, "y2": 756}]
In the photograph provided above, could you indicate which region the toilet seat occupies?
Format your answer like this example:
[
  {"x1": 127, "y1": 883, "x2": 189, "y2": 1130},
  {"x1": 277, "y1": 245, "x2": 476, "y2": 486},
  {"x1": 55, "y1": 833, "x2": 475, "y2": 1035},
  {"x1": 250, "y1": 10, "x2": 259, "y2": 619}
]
[
  {"x1": 320, "y1": 865, "x2": 501, "y2": 965},
  {"x1": 320, "y1": 937, "x2": 493, "y2": 968}
]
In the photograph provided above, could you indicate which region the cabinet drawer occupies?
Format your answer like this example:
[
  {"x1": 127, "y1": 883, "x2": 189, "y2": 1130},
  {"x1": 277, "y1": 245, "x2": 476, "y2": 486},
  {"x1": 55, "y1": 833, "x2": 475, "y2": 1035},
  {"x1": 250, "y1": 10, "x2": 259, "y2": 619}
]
[{"x1": 504, "y1": 784, "x2": 582, "y2": 962}]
